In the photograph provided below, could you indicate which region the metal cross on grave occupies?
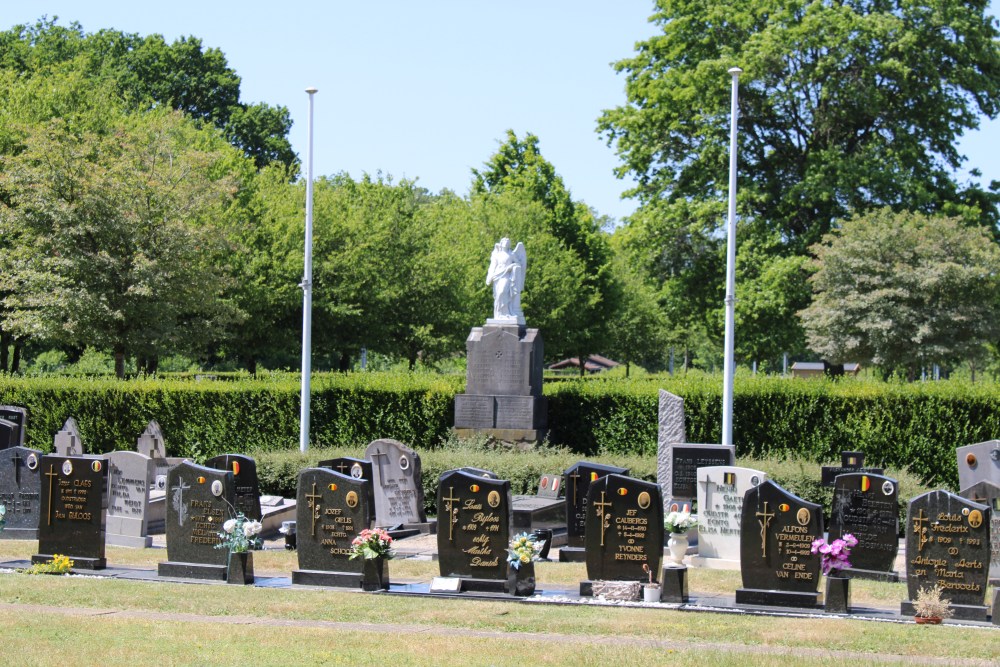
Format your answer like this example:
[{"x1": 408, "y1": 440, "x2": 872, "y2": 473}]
[
  {"x1": 335, "y1": 461, "x2": 351, "y2": 476},
  {"x1": 756, "y1": 501, "x2": 775, "y2": 558},
  {"x1": 442, "y1": 486, "x2": 461, "y2": 542},
  {"x1": 306, "y1": 482, "x2": 323, "y2": 537},
  {"x1": 593, "y1": 490, "x2": 612, "y2": 547}
]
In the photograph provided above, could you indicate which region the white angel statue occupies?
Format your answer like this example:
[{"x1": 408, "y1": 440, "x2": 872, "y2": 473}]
[{"x1": 485, "y1": 237, "x2": 526, "y2": 322}]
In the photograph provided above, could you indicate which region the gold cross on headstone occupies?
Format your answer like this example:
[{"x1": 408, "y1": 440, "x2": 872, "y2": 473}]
[
  {"x1": 442, "y1": 486, "x2": 461, "y2": 542},
  {"x1": 912, "y1": 508, "x2": 930, "y2": 553},
  {"x1": 44, "y1": 464, "x2": 59, "y2": 527},
  {"x1": 756, "y1": 501, "x2": 775, "y2": 558},
  {"x1": 335, "y1": 461, "x2": 350, "y2": 475},
  {"x1": 570, "y1": 469, "x2": 581, "y2": 505},
  {"x1": 306, "y1": 482, "x2": 323, "y2": 537},
  {"x1": 593, "y1": 490, "x2": 613, "y2": 547}
]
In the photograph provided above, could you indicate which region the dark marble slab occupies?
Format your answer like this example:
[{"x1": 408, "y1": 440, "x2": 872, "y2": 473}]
[
  {"x1": 0, "y1": 446, "x2": 42, "y2": 539},
  {"x1": 437, "y1": 469, "x2": 511, "y2": 580},
  {"x1": 34, "y1": 455, "x2": 108, "y2": 569},
  {"x1": 584, "y1": 473, "x2": 663, "y2": 582},
  {"x1": 205, "y1": 454, "x2": 262, "y2": 521}
]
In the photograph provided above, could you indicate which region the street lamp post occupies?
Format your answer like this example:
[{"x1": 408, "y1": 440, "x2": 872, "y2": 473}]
[{"x1": 300, "y1": 87, "x2": 318, "y2": 453}]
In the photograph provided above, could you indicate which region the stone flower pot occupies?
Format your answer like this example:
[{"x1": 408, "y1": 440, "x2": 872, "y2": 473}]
[
  {"x1": 226, "y1": 551, "x2": 254, "y2": 585},
  {"x1": 507, "y1": 561, "x2": 536, "y2": 597}
]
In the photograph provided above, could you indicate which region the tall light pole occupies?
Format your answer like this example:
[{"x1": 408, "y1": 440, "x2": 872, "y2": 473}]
[
  {"x1": 300, "y1": 86, "x2": 318, "y2": 453},
  {"x1": 721, "y1": 67, "x2": 742, "y2": 448}
]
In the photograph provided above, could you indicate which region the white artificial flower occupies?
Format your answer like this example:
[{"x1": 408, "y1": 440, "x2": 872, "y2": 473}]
[
  {"x1": 223, "y1": 519, "x2": 237, "y2": 534},
  {"x1": 243, "y1": 520, "x2": 262, "y2": 537}
]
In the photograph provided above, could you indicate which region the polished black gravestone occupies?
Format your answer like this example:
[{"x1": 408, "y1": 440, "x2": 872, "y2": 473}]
[
  {"x1": 0, "y1": 446, "x2": 42, "y2": 539},
  {"x1": 560, "y1": 461, "x2": 629, "y2": 562},
  {"x1": 821, "y1": 451, "x2": 883, "y2": 487},
  {"x1": 0, "y1": 405, "x2": 27, "y2": 449},
  {"x1": 292, "y1": 468, "x2": 380, "y2": 588},
  {"x1": 318, "y1": 457, "x2": 376, "y2": 524},
  {"x1": 667, "y1": 443, "x2": 734, "y2": 506},
  {"x1": 157, "y1": 461, "x2": 235, "y2": 581},
  {"x1": 33, "y1": 455, "x2": 108, "y2": 569},
  {"x1": 205, "y1": 454, "x2": 262, "y2": 521},
  {"x1": 901, "y1": 490, "x2": 991, "y2": 621},
  {"x1": 960, "y1": 480, "x2": 1000, "y2": 584},
  {"x1": 736, "y1": 480, "x2": 824, "y2": 608},
  {"x1": 829, "y1": 472, "x2": 899, "y2": 581},
  {"x1": 437, "y1": 469, "x2": 511, "y2": 591},
  {"x1": 581, "y1": 474, "x2": 663, "y2": 594}
]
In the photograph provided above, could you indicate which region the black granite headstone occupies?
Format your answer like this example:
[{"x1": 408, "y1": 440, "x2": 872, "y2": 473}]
[
  {"x1": 0, "y1": 405, "x2": 27, "y2": 449},
  {"x1": 292, "y1": 468, "x2": 377, "y2": 587},
  {"x1": 437, "y1": 469, "x2": 511, "y2": 584},
  {"x1": 205, "y1": 454, "x2": 262, "y2": 521},
  {"x1": 318, "y1": 457, "x2": 376, "y2": 524},
  {"x1": 563, "y1": 461, "x2": 629, "y2": 549},
  {"x1": 959, "y1": 480, "x2": 1000, "y2": 583},
  {"x1": 458, "y1": 467, "x2": 498, "y2": 479},
  {"x1": 669, "y1": 444, "x2": 735, "y2": 501},
  {"x1": 33, "y1": 455, "x2": 107, "y2": 569},
  {"x1": 0, "y1": 446, "x2": 42, "y2": 539},
  {"x1": 902, "y1": 490, "x2": 991, "y2": 621},
  {"x1": 157, "y1": 461, "x2": 236, "y2": 580},
  {"x1": 583, "y1": 474, "x2": 663, "y2": 584},
  {"x1": 829, "y1": 472, "x2": 899, "y2": 581},
  {"x1": 735, "y1": 480, "x2": 824, "y2": 608},
  {"x1": 821, "y1": 451, "x2": 883, "y2": 487}
]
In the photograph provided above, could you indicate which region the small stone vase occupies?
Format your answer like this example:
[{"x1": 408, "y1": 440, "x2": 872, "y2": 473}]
[
  {"x1": 361, "y1": 556, "x2": 389, "y2": 591},
  {"x1": 226, "y1": 551, "x2": 254, "y2": 585},
  {"x1": 643, "y1": 584, "x2": 662, "y2": 603},
  {"x1": 507, "y1": 561, "x2": 536, "y2": 597},
  {"x1": 667, "y1": 533, "x2": 689, "y2": 565},
  {"x1": 824, "y1": 574, "x2": 851, "y2": 613}
]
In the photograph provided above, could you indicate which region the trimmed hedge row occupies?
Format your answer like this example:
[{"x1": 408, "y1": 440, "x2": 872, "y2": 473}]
[{"x1": 1, "y1": 373, "x2": 995, "y2": 487}]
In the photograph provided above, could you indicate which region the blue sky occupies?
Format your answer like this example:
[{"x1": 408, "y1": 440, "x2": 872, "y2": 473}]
[{"x1": 7, "y1": 2, "x2": 999, "y2": 223}]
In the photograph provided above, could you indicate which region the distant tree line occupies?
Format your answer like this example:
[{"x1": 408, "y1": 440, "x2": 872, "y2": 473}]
[{"x1": 2, "y1": 6, "x2": 1000, "y2": 381}]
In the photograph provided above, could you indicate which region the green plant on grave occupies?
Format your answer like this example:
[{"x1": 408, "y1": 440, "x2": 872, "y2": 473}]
[
  {"x1": 913, "y1": 584, "x2": 954, "y2": 620},
  {"x1": 22, "y1": 554, "x2": 74, "y2": 574}
]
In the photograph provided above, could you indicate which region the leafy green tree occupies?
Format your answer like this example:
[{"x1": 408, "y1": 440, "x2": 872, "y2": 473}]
[
  {"x1": 799, "y1": 209, "x2": 1000, "y2": 379},
  {"x1": 0, "y1": 108, "x2": 245, "y2": 377},
  {"x1": 598, "y1": 0, "x2": 1000, "y2": 362}
]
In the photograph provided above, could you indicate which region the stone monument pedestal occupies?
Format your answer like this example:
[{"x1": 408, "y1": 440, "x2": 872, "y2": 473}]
[{"x1": 454, "y1": 323, "x2": 546, "y2": 442}]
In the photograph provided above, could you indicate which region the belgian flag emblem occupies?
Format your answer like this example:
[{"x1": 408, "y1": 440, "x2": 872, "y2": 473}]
[
  {"x1": 590, "y1": 472, "x2": 599, "y2": 482},
  {"x1": 723, "y1": 472, "x2": 735, "y2": 485},
  {"x1": 860, "y1": 476, "x2": 871, "y2": 492},
  {"x1": 232, "y1": 461, "x2": 241, "y2": 476}
]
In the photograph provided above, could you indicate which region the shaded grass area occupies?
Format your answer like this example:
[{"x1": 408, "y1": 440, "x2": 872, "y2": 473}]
[{"x1": 0, "y1": 571, "x2": 997, "y2": 663}]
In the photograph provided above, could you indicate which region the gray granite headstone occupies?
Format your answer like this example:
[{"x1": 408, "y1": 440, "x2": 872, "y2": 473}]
[
  {"x1": 292, "y1": 468, "x2": 376, "y2": 587},
  {"x1": 105, "y1": 450, "x2": 155, "y2": 548},
  {"x1": 902, "y1": 489, "x2": 991, "y2": 621},
  {"x1": 0, "y1": 405, "x2": 27, "y2": 449},
  {"x1": 0, "y1": 446, "x2": 42, "y2": 539},
  {"x1": 136, "y1": 420, "x2": 166, "y2": 459},
  {"x1": 53, "y1": 417, "x2": 83, "y2": 456},
  {"x1": 656, "y1": 390, "x2": 686, "y2": 505},
  {"x1": 959, "y1": 480, "x2": 1000, "y2": 583},
  {"x1": 34, "y1": 454, "x2": 108, "y2": 569},
  {"x1": 157, "y1": 461, "x2": 235, "y2": 580},
  {"x1": 693, "y1": 465, "x2": 767, "y2": 564},
  {"x1": 365, "y1": 439, "x2": 426, "y2": 526},
  {"x1": 957, "y1": 440, "x2": 1000, "y2": 491},
  {"x1": 205, "y1": 454, "x2": 262, "y2": 521}
]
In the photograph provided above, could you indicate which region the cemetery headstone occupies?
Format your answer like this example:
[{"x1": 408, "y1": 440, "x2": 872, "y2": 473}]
[
  {"x1": 582, "y1": 474, "x2": 664, "y2": 588},
  {"x1": 691, "y1": 465, "x2": 767, "y2": 567},
  {"x1": 820, "y1": 451, "x2": 883, "y2": 487},
  {"x1": 735, "y1": 479, "x2": 824, "y2": 608},
  {"x1": 828, "y1": 472, "x2": 899, "y2": 581},
  {"x1": 136, "y1": 420, "x2": 167, "y2": 459},
  {"x1": 959, "y1": 480, "x2": 1000, "y2": 583},
  {"x1": 205, "y1": 454, "x2": 262, "y2": 521},
  {"x1": 901, "y1": 490, "x2": 991, "y2": 621},
  {"x1": 33, "y1": 454, "x2": 108, "y2": 569},
  {"x1": 961, "y1": 481, "x2": 1000, "y2": 588},
  {"x1": 52, "y1": 417, "x2": 84, "y2": 457},
  {"x1": 0, "y1": 405, "x2": 27, "y2": 449},
  {"x1": 656, "y1": 389, "x2": 686, "y2": 508},
  {"x1": 666, "y1": 444, "x2": 734, "y2": 509},
  {"x1": 136, "y1": 420, "x2": 178, "y2": 534},
  {"x1": 512, "y1": 473, "x2": 565, "y2": 532},
  {"x1": 318, "y1": 457, "x2": 376, "y2": 524},
  {"x1": 292, "y1": 468, "x2": 377, "y2": 587},
  {"x1": 537, "y1": 473, "x2": 562, "y2": 499},
  {"x1": 157, "y1": 461, "x2": 236, "y2": 580},
  {"x1": 365, "y1": 438, "x2": 427, "y2": 528},
  {"x1": 436, "y1": 469, "x2": 511, "y2": 589},
  {"x1": 0, "y1": 446, "x2": 42, "y2": 539},
  {"x1": 956, "y1": 440, "x2": 1000, "y2": 491},
  {"x1": 105, "y1": 450, "x2": 156, "y2": 548},
  {"x1": 560, "y1": 461, "x2": 629, "y2": 562},
  {"x1": 458, "y1": 467, "x2": 498, "y2": 479}
]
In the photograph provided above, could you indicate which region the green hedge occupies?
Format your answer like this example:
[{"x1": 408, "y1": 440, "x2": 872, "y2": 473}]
[{"x1": 1, "y1": 372, "x2": 995, "y2": 488}]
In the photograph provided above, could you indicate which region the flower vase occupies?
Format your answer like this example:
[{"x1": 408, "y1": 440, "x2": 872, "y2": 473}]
[
  {"x1": 226, "y1": 551, "x2": 254, "y2": 585},
  {"x1": 361, "y1": 556, "x2": 389, "y2": 591},
  {"x1": 915, "y1": 615, "x2": 942, "y2": 625},
  {"x1": 507, "y1": 561, "x2": 536, "y2": 597},
  {"x1": 643, "y1": 584, "x2": 661, "y2": 603},
  {"x1": 824, "y1": 574, "x2": 850, "y2": 613},
  {"x1": 667, "y1": 533, "x2": 689, "y2": 565}
]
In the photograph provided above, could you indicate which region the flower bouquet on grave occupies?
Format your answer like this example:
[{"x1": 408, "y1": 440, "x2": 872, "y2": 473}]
[
  {"x1": 506, "y1": 532, "x2": 542, "y2": 570},
  {"x1": 215, "y1": 513, "x2": 264, "y2": 554},
  {"x1": 349, "y1": 528, "x2": 395, "y2": 561},
  {"x1": 810, "y1": 533, "x2": 857, "y2": 576},
  {"x1": 664, "y1": 511, "x2": 696, "y2": 534}
]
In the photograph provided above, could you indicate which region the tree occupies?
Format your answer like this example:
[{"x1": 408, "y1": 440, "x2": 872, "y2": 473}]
[
  {"x1": 0, "y1": 108, "x2": 245, "y2": 377},
  {"x1": 598, "y1": 0, "x2": 1000, "y2": 361},
  {"x1": 798, "y1": 209, "x2": 1000, "y2": 379}
]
